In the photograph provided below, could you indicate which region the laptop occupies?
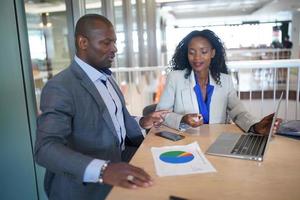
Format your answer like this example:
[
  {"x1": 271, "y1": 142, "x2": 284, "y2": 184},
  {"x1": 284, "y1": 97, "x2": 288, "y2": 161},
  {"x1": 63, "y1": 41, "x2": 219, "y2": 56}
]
[{"x1": 206, "y1": 93, "x2": 283, "y2": 162}]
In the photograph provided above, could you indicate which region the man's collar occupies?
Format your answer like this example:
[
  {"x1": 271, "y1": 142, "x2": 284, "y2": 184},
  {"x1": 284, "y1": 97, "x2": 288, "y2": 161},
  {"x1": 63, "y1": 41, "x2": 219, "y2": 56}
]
[
  {"x1": 99, "y1": 68, "x2": 112, "y2": 76},
  {"x1": 74, "y1": 55, "x2": 111, "y2": 82}
]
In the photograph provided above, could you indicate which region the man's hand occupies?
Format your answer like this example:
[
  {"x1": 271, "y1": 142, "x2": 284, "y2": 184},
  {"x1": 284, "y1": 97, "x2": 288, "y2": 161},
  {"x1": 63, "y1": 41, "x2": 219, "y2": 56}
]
[
  {"x1": 181, "y1": 113, "x2": 203, "y2": 128},
  {"x1": 102, "y1": 162, "x2": 153, "y2": 189},
  {"x1": 139, "y1": 110, "x2": 170, "y2": 129},
  {"x1": 254, "y1": 113, "x2": 282, "y2": 135}
]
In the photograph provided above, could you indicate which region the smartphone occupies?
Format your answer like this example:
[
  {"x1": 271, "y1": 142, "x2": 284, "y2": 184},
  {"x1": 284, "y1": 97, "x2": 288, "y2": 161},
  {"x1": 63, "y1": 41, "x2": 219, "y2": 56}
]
[
  {"x1": 155, "y1": 131, "x2": 185, "y2": 141},
  {"x1": 169, "y1": 195, "x2": 188, "y2": 200}
]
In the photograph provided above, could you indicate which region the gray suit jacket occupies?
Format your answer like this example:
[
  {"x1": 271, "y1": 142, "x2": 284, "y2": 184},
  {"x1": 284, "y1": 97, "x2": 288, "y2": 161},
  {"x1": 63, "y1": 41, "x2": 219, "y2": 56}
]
[
  {"x1": 156, "y1": 70, "x2": 259, "y2": 131},
  {"x1": 34, "y1": 61, "x2": 143, "y2": 200}
]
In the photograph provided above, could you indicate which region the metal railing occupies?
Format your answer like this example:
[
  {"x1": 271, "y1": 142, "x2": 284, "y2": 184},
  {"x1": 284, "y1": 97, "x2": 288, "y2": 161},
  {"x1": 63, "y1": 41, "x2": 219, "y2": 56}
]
[{"x1": 111, "y1": 59, "x2": 300, "y2": 120}]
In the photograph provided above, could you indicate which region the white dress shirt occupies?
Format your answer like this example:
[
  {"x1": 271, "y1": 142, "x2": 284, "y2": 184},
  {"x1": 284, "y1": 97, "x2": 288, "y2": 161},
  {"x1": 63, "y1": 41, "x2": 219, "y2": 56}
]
[{"x1": 75, "y1": 56, "x2": 127, "y2": 182}]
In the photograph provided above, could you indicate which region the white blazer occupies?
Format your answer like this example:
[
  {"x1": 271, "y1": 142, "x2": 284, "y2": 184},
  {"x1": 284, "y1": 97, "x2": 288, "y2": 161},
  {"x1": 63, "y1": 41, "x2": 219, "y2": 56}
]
[{"x1": 156, "y1": 69, "x2": 259, "y2": 131}]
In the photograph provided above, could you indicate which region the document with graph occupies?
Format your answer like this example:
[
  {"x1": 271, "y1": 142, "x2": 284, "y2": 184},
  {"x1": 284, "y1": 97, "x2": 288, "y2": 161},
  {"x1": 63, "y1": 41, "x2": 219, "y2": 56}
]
[{"x1": 151, "y1": 142, "x2": 216, "y2": 176}]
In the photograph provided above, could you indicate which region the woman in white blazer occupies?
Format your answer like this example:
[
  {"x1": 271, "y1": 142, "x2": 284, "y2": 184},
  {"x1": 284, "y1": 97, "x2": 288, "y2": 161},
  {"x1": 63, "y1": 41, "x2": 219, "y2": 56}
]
[{"x1": 157, "y1": 30, "x2": 280, "y2": 134}]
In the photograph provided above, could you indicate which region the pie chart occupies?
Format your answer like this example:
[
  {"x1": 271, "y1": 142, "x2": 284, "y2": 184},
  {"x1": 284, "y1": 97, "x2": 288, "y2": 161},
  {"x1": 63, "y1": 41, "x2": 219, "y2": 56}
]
[{"x1": 159, "y1": 151, "x2": 194, "y2": 164}]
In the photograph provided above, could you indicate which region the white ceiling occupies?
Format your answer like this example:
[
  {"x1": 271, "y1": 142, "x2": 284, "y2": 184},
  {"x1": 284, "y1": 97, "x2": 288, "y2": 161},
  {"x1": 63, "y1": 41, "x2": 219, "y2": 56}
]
[
  {"x1": 157, "y1": 0, "x2": 300, "y2": 22},
  {"x1": 25, "y1": 0, "x2": 300, "y2": 24}
]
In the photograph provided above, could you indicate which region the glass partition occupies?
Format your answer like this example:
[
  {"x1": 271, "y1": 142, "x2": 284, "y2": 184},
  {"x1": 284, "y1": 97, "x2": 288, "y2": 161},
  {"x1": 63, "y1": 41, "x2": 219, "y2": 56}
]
[
  {"x1": 25, "y1": 0, "x2": 70, "y2": 111},
  {"x1": 85, "y1": 0, "x2": 102, "y2": 14}
]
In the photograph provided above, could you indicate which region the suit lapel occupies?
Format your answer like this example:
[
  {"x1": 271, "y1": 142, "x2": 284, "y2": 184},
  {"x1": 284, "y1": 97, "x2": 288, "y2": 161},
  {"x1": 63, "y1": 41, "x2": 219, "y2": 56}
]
[
  {"x1": 208, "y1": 73, "x2": 218, "y2": 122},
  {"x1": 70, "y1": 62, "x2": 119, "y2": 141},
  {"x1": 107, "y1": 76, "x2": 126, "y2": 106},
  {"x1": 187, "y1": 70, "x2": 199, "y2": 112},
  {"x1": 179, "y1": 70, "x2": 199, "y2": 113}
]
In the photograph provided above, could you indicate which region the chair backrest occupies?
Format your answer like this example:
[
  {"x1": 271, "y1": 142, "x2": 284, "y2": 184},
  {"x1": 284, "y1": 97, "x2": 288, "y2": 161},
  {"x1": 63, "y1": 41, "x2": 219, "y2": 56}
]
[{"x1": 142, "y1": 104, "x2": 157, "y2": 117}]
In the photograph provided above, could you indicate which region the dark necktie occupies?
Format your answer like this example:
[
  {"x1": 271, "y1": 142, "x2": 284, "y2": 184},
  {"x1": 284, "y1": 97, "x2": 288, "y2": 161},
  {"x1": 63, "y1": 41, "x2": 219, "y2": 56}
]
[
  {"x1": 100, "y1": 68, "x2": 112, "y2": 87},
  {"x1": 100, "y1": 68, "x2": 112, "y2": 76},
  {"x1": 99, "y1": 76, "x2": 123, "y2": 149},
  {"x1": 100, "y1": 79, "x2": 107, "y2": 87}
]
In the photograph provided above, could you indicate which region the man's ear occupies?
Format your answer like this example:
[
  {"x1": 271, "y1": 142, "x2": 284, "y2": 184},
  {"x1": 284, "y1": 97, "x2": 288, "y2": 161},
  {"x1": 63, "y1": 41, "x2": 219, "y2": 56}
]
[{"x1": 77, "y1": 35, "x2": 88, "y2": 50}]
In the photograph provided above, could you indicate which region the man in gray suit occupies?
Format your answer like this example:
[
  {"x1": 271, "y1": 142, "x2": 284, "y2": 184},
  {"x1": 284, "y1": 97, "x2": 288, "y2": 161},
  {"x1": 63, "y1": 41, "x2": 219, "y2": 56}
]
[{"x1": 34, "y1": 14, "x2": 168, "y2": 200}]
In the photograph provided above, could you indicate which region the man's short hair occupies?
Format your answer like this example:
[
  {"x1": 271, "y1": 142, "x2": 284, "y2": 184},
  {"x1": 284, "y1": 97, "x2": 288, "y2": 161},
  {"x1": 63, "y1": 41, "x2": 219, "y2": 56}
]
[{"x1": 74, "y1": 14, "x2": 112, "y2": 49}]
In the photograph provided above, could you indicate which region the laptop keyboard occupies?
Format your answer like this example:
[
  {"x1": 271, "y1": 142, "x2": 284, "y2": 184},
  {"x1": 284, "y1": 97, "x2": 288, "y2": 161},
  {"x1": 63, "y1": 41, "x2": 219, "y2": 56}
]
[{"x1": 231, "y1": 134, "x2": 267, "y2": 156}]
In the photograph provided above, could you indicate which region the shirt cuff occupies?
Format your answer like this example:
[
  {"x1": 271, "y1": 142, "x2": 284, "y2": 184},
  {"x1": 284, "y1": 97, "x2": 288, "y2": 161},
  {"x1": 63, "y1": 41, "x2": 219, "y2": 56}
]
[
  {"x1": 83, "y1": 159, "x2": 106, "y2": 183},
  {"x1": 179, "y1": 122, "x2": 190, "y2": 131},
  {"x1": 135, "y1": 116, "x2": 146, "y2": 137}
]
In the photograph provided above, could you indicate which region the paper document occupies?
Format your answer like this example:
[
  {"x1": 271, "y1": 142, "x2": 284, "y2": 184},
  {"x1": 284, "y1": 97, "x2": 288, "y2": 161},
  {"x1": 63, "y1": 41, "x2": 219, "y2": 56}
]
[{"x1": 151, "y1": 142, "x2": 216, "y2": 176}]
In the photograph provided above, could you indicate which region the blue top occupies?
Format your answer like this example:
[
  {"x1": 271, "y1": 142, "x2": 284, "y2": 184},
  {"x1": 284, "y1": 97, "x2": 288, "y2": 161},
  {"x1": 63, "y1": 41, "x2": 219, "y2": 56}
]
[{"x1": 193, "y1": 74, "x2": 214, "y2": 124}]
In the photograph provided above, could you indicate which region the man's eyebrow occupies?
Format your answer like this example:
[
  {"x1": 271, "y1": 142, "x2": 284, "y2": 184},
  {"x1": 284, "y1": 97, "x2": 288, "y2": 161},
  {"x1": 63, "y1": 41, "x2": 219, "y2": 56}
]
[{"x1": 103, "y1": 38, "x2": 116, "y2": 42}]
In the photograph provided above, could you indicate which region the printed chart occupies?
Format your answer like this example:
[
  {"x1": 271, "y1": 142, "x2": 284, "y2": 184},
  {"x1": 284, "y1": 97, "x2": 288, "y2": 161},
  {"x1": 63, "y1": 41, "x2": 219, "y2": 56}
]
[
  {"x1": 151, "y1": 142, "x2": 216, "y2": 176},
  {"x1": 159, "y1": 151, "x2": 194, "y2": 164}
]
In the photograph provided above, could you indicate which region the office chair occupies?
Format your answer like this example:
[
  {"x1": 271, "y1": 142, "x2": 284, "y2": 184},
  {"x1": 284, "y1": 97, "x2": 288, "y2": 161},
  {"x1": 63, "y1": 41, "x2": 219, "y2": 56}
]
[
  {"x1": 142, "y1": 104, "x2": 157, "y2": 133},
  {"x1": 142, "y1": 103, "x2": 157, "y2": 117}
]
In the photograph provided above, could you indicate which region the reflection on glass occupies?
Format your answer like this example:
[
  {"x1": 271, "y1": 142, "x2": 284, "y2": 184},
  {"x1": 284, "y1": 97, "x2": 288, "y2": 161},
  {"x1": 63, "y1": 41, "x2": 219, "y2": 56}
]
[
  {"x1": 85, "y1": 0, "x2": 102, "y2": 14},
  {"x1": 25, "y1": 0, "x2": 70, "y2": 111},
  {"x1": 114, "y1": 1, "x2": 125, "y2": 67}
]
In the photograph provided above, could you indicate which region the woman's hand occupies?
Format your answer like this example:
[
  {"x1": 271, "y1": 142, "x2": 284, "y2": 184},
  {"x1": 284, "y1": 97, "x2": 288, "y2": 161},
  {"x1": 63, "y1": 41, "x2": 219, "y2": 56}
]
[
  {"x1": 181, "y1": 113, "x2": 203, "y2": 128},
  {"x1": 254, "y1": 113, "x2": 282, "y2": 135}
]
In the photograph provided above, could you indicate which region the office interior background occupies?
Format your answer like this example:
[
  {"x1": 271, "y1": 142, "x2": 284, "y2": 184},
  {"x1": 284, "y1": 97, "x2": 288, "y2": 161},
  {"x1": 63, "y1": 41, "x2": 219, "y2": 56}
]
[{"x1": 1, "y1": 0, "x2": 300, "y2": 199}]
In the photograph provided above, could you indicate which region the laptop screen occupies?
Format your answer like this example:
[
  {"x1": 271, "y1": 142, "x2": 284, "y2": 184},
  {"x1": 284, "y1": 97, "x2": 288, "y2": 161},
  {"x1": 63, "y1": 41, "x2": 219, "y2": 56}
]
[{"x1": 264, "y1": 92, "x2": 283, "y2": 156}]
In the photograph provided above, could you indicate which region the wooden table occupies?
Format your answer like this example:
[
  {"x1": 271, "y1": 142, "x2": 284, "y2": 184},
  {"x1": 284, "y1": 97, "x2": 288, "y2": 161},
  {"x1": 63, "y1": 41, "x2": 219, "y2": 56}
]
[{"x1": 106, "y1": 124, "x2": 300, "y2": 200}]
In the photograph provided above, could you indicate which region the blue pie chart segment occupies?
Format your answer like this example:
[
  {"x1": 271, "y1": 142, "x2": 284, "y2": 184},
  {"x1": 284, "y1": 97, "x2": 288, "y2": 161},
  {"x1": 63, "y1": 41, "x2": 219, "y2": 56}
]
[{"x1": 159, "y1": 151, "x2": 194, "y2": 164}]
